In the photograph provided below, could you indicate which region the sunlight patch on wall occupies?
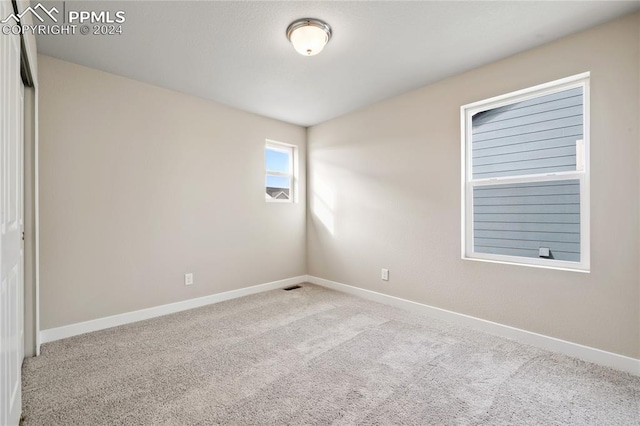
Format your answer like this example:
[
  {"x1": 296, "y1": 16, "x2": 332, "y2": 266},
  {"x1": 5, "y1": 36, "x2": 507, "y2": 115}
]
[{"x1": 311, "y1": 176, "x2": 335, "y2": 235}]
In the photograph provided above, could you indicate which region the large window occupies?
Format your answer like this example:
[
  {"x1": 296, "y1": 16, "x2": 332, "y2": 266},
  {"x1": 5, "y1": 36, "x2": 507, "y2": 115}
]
[
  {"x1": 265, "y1": 141, "x2": 295, "y2": 202},
  {"x1": 461, "y1": 73, "x2": 590, "y2": 272}
]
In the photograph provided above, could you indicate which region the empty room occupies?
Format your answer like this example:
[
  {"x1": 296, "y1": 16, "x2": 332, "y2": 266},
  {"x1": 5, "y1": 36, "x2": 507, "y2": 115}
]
[{"x1": 1, "y1": 0, "x2": 639, "y2": 424}]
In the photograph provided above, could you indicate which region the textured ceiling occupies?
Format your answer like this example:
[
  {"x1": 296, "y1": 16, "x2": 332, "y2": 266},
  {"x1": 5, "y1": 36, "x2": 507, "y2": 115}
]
[{"x1": 35, "y1": 1, "x2": 640, "y2": 126}]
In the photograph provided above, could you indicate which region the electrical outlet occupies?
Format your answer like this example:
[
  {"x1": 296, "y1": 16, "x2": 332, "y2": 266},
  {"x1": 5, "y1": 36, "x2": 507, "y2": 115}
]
[
  {"x1": 381, "y1": 269, "x2": 389, "y2": 281},
  {"x1": 184, "y1": 273, "x2": 194, "y2": 286}
]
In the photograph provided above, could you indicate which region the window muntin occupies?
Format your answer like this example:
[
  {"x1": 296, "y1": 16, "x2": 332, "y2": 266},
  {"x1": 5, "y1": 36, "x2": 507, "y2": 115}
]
[
  {"x1": 265, "y1": 142, "x2": 294, "y2": 202},
  {"x1": 462, "y1": 73, "x2": 590, "y2": 272}
]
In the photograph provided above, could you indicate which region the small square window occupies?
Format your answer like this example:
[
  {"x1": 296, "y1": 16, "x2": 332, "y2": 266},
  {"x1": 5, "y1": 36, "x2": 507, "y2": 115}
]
[{"x1": 265, "y1": 141, "x2": 295, "y2": 202}]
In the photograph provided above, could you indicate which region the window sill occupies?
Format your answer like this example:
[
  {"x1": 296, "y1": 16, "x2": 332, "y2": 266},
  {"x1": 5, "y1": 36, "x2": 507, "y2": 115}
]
[
  {"x1": 462, "y1": 255, "x2": 590, "y2": 273},
  {"x1": 266, "y1": 199, "x2": 294, "y2": 204}
]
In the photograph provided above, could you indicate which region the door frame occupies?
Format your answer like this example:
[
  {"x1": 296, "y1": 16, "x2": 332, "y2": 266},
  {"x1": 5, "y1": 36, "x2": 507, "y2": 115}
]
[{"x1": 11, "y1": 0, "x2": 40, "y2": 357}]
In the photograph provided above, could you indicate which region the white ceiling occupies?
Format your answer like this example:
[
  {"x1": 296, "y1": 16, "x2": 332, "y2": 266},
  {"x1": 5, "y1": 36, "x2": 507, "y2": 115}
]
[{"x1": 36, "y1": 1, "x2": 640, "y2": 127}]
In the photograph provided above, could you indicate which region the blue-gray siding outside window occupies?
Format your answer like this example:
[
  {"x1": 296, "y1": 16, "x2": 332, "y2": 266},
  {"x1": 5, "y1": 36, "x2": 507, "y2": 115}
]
[
  {"x1": 473, "y1": 180, "x2": 581, "y2": 262},
  {"x1": 471, "y1": 87, "x2": 583, "y2": 262}
]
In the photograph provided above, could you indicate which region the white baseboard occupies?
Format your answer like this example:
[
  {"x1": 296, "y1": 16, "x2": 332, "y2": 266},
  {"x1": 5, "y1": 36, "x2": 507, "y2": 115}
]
[
  {"x1": 40, "y1": 276, "x2": 307, "y2": 345},
  {"x1": 306, "y1": 275, "x2": 640, "y2": 376}
]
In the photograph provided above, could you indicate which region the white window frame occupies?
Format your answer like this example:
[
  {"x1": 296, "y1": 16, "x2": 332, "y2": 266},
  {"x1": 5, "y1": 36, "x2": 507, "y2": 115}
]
[
  {"x1": 461, "y1": 72, "x2": 590, "y2": 272},
  {"x1": 265, "y1": 140, "x2": 295, "y2": 203}
]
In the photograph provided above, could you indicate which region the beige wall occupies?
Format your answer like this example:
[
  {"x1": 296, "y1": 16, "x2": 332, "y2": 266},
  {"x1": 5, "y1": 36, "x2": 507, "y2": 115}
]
[
  {"x1": 307, "y1": 13, "x2": 640, "y2": 358},
  {"x1": 39, "y1": 55, "x2": 306, "y2": 329}
]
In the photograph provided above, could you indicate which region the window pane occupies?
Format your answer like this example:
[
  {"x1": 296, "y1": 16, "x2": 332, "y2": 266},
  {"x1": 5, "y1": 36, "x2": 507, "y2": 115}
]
[
  {"x1": 473, "y1": 180, "x2": 580, "y2": 262},
  {"x1": 266, "y1": 175, "x2": 290, "y2": 189},
  {"x1": 472, "y1": 87, "x2": 583, "y2": 179},
  {"x1": 266, "y1": 147, "x2": 290, "y2": 174},
  {"x1": 266, "y1": 175, "x2": 290, "y2": 201}
]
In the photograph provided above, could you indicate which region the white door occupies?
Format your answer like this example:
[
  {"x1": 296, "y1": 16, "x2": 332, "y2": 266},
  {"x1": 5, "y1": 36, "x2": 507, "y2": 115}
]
[{"x1": 1, "y1": 0, "x2": 25, "y2": 423}]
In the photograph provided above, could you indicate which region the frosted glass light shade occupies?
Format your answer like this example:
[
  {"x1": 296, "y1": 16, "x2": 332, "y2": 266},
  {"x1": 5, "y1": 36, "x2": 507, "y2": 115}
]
[{"x1": 286, "y1": 19, "x2": 332, "y2": 56}]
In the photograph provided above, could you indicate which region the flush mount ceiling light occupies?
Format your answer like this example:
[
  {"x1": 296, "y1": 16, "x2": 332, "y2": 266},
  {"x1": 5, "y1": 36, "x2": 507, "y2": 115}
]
[{"x1": 286, "y1": 18, "x2": 332, "y2": 56}]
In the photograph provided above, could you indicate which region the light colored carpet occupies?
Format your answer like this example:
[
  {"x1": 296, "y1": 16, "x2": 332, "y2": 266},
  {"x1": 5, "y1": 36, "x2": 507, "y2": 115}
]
[{"x1": 22, "y1": 284, "x2": 639, "y2": 425}]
